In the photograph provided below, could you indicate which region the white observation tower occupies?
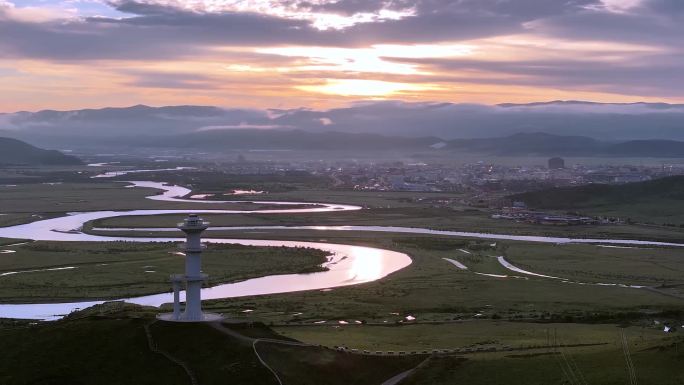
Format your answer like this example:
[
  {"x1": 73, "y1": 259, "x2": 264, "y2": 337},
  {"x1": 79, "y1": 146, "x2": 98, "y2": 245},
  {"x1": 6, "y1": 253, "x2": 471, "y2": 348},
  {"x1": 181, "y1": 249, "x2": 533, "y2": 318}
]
[{"x1": 158, "y1": 214, "x2": 222, "y2": 322}]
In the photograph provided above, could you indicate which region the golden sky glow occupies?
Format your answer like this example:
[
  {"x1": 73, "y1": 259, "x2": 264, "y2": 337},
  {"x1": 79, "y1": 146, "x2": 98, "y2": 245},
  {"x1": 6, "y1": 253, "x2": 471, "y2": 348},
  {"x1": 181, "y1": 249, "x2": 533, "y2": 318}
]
[
  {"x1": 297, "y1": 79, "x2": 442, "y2": 97},
  {"x1": 1, "y1": 0, "x2": 683, "y2": 112}
]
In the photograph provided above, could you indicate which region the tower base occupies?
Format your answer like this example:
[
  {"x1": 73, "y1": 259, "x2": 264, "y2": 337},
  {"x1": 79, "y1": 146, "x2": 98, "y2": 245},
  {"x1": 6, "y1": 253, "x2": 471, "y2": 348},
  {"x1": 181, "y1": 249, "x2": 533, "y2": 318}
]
[{"x1": 156, "y1": 312, "x2": 224, "y2": 323}]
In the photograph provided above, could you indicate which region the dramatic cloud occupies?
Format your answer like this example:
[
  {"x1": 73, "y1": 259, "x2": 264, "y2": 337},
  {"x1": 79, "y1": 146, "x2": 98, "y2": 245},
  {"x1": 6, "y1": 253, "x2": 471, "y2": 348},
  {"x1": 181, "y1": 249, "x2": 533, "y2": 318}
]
[{"x1": 0, "y1": 0, "x2": 683, "y2": 111}]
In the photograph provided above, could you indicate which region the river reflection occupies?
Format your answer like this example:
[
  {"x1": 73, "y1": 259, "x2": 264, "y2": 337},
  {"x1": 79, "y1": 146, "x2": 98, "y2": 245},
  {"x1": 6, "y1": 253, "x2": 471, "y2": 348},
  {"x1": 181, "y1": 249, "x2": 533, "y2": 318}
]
[
  {"x1": 3, "y1": 179, "x2": 684, "y2": 321},
  {"x1": 0, "y1": 182, "x2": 406, "y2": 320},
  {"x1": 349, "y1": 246, "x2": 383, "y2": 282},
  {"x1": 0, "y1": 240, "x2": 411, "y2": 320}
]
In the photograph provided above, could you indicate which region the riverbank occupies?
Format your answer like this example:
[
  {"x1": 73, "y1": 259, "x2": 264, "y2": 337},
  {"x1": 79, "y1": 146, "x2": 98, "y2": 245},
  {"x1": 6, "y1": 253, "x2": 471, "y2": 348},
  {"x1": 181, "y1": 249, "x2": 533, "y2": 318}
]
[{"x1": 0, "y1": 241, "x2": 329, "y2": 304}]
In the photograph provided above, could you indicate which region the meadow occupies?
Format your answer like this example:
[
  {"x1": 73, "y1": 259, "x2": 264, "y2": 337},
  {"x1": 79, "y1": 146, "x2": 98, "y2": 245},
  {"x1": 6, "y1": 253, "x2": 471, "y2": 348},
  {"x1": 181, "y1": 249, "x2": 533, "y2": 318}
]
[
  {"x1": 1, "y1": 304, "x2": 681, "y2": 385},
  {"x1": 2, "y1": 178, "x2": 682, "y2": 318},
  {"x1": 0, "y1": 241, "x2": 327, "y2": 303},
  {"x1": 0, "y1": 181, "x2": 313, "y2": 217},
  {"x1": 2, "y1": 174, "x2": 684, "y2": 383}
]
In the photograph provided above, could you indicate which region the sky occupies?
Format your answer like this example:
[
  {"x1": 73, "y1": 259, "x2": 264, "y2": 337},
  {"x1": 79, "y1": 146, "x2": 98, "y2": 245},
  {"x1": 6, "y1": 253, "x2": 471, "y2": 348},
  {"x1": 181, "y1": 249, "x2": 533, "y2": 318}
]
[{"x1": 0, "y1": 0, "x2": 683, "y2": 112}]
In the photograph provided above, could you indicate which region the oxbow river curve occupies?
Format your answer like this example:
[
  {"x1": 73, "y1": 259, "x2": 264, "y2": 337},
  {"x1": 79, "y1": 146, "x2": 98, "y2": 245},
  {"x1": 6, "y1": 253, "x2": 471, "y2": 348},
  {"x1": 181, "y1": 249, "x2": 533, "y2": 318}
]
[
  {"x1": 2, "y1": 180, "x2": 684, "y2": 320},
  {"x1": 0, "y1": 181, "x2": 409, "y2": 320}
]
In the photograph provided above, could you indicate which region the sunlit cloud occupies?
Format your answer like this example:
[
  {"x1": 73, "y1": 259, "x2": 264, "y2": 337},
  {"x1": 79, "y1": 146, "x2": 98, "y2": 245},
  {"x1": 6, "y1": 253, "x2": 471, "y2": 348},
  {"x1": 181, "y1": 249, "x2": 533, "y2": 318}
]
[
  {"x1": 0, "y1": 0, "x2": 78, "y2": 22},
  {"x1": 588, "y1": 0, "x2": 644, "y2": 13},
  {"x1": 1, "y1": 0, "x2": 684, "y2": 111},
  {"x1": 258, "y1": 46, "x2": 419, "y2": 75},
  {"x1": 223, "y1": 64, "x2": 268, "y2": 72},
  {"x1": 110, "y1": 0, "x2": 415, "y2": 30},
  {"x1": 463, "y1": 34, "x2": 664, "y2": 62}
]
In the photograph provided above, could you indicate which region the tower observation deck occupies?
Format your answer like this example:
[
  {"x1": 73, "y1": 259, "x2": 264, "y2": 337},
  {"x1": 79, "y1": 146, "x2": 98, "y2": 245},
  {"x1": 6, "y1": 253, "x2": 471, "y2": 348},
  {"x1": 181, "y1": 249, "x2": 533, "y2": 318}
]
[{"x1": 157, "y1": 214, "x2": 223, "y2": 322}]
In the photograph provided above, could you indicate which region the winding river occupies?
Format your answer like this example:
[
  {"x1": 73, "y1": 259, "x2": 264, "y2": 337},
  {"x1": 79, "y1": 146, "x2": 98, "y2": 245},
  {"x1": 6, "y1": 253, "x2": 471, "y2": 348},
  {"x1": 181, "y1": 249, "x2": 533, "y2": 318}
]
[
  {"x1": 1, "y1": 180, "x2": 683, "y2": 320},
  {"x1": 0, "y1": 181, "x2": 411, "y2": 320}
]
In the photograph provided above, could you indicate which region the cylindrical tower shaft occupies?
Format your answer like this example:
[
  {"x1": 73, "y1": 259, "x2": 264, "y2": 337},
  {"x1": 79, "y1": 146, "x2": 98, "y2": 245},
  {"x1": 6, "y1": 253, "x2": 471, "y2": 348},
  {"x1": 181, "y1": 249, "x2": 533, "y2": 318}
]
[{"x1": 178, "y1": 214, "x2": 209, "y2": 321}]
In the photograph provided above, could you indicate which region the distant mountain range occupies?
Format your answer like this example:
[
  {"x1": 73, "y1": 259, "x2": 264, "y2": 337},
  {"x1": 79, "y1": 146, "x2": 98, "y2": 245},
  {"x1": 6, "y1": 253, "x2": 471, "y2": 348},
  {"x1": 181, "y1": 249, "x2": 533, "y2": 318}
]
[
  {"x1": 0, "y1": 137, "x2": 82, "y2": 166},
  {"x1": 2, "y1": 101, "x2": 684, "y2": 148},
  {"x1": 141, "y1": 130, "x2": 441, "y2": 151},
  {"x1": 3, "y1": 121, "x2": 684, "y2": 158},
  {"x1": 130, "y1": 131, "x2": 684, "y2": 158}
]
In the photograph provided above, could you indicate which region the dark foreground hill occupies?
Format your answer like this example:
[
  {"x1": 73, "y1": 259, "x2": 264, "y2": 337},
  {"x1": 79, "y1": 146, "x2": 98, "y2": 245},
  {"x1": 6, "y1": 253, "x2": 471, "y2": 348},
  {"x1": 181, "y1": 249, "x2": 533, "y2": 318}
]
[
  {"x1": 0, "y1": 137, "x2": 82, "y2": 166},
  {"x1": 0, "y1": 303, "x2": 420, "y2": 385}
]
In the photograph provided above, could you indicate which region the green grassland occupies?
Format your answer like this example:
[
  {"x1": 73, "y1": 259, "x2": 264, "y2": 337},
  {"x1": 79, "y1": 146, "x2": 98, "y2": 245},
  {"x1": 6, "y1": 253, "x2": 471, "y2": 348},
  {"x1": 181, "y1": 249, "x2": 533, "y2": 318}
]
[
  {"x1": 148, "y1": 234, "x2": 683, "y2": 326},
  {"x1": 0, "y1": 241, "x2": 327, "y2": 303},
  {"x1": 109, "y1": 169, "x2": 332, "y2": 193},
  {"x1": 91, "y1": 205, "x2": 684, "y2": 243},
  {"x1": 209, "y1": 187, "x2": 468, "y2": 207},
  {"x1": 4, "y1": 178, "x2": 684, "y2": 244},
  {"x1": 77, "y1": 220, "x2": 684, "y2": 323},
  {"x1": 274, "y1": 321, "x2": 668, "y2": 352},
  {"x1": 3, "y1": 177, "x2": 684, "y2": 383},
  {"x1": 503, "y1": 242, "x2": 684, "y2": 286},
  {"x1": 77, "y1": 177, "x2": 684, "y2": 244},
  {"x1": 258, "y1": 342, "x2": 422, "y2": 385},
  {"x1": 404, "y1": 343, "x2": 684, "y2": 385},
  {"x1": 1, "y1": 304, "x2": 682, "y2": 385},
  {"x1": 0, "y1": 213, "x2": 50, "y2": 227},
  {"x1": 0, "y1": 238, "x2": 25, "y2": 246},
  {"x1": 0, "y1": 182, "x2": 317, "y2": 222}
]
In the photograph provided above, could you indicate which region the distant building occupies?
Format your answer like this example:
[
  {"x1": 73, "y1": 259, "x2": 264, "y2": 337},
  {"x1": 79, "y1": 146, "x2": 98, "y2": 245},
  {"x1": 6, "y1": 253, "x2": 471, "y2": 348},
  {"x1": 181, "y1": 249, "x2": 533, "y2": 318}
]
[
  {"x1": 512, "y1": 201, "x2": 527, "y2": 209},
  {"x1": 548, "y1": 157, "x2": 565, "y2": 170}
]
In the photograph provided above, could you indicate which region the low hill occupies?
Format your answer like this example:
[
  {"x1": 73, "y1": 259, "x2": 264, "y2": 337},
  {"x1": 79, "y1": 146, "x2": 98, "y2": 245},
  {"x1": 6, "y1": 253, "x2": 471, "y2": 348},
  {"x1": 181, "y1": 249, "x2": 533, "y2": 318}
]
[
  {"x1": 136, "y1": 129, "x2": 442, "y2": 151},
  {"x1": 155, "y1": 131, "x2": 684, "y2": 157},
  {"x1": 113, "y1": 131, "x2": 684, "y2": 158},
  {"x1": 0, "y1": 137, "x2": 82, "y2": 166},
  {"x1": 509, "y1": 176, "x2": 684, "y2": 224},
  {"x1": 447, "y1": 133, "x2": 601, "y2": 155},
  {"x1": 447, "y1": 133, "x2": 684, "y2": 157},
  {"x1": 605, "y1": 140, "x2": 684, "y2": 157}
]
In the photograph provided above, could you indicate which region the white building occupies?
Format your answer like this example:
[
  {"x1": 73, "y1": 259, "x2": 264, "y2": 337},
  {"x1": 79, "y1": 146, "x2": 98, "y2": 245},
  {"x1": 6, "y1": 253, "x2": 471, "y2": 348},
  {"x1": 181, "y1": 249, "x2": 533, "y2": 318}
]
[{"x1": 158, "y1": 214, "x2": 223, "y2": 322}]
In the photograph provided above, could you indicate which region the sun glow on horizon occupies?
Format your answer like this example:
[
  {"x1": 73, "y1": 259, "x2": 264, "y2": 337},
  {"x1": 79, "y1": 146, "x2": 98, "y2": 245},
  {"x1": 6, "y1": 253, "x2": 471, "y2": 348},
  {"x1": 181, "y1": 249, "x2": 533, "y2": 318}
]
[
  {"x1": 1, "y1": 0, "x2": 683, "y2": 111},
  {"x1": 298, "y1": 79, "x2": 440, "y2": 97},
  {"x1": 257, "y1": 44, "x2": 474, "y2": 76}
]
